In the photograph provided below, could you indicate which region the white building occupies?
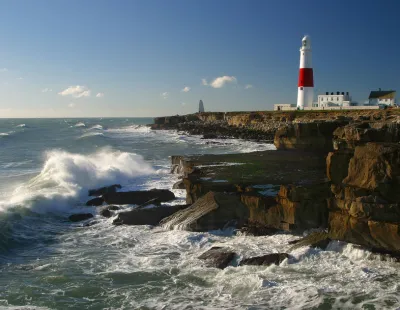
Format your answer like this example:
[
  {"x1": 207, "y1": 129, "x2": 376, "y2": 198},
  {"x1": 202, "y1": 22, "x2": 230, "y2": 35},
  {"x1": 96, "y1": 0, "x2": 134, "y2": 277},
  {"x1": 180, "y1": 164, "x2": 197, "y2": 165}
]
[
  {"x1": 368, "y1": 89, "x2": 396, "y2": 106},
  {"x1": 312, "y1": 91, "x2": 355, "y2": 108}
]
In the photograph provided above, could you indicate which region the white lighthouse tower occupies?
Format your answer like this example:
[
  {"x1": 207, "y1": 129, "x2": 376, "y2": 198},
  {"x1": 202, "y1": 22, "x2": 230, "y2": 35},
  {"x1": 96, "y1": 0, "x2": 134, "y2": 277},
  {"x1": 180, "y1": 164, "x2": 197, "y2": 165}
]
[{"x1": 297, "y1": 35, "x2": 314, "y2": 109}]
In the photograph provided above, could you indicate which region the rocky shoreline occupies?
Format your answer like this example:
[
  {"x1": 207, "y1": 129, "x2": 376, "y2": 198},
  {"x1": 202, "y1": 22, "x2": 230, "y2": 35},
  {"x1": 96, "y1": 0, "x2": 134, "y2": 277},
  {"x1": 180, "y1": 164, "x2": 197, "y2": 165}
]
[{"x1": 72, "y1": 109, "x2": 400, "y2": 266}]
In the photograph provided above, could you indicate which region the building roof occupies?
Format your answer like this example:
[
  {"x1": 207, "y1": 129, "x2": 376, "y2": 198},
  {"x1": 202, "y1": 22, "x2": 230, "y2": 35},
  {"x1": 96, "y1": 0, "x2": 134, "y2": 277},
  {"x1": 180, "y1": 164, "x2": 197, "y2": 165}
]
[{"x1": 368, "y1": 90, "x2": 396, "y2": 99}]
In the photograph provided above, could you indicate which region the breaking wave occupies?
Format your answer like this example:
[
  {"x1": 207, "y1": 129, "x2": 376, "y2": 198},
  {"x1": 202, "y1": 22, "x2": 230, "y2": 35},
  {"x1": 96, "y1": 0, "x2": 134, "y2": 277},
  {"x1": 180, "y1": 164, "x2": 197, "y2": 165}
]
[{"x1": 0, "y1": 149, "x2": 155, "y2": 214}]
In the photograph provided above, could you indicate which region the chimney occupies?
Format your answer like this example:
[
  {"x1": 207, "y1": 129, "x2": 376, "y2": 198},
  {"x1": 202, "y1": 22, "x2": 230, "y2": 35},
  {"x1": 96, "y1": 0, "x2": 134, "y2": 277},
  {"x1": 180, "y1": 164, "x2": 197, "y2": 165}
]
[
  {"x1": 341, "y1": 92, "x2": 344, "y2": 95},
  {"x1": 325, "y1": 92, "x2": 329, "y2": 95}
]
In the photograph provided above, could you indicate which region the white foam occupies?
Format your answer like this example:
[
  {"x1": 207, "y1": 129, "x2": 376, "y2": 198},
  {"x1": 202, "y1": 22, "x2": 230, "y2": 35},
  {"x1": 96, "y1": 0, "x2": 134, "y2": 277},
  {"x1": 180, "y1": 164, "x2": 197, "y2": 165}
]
[
  {"x1": 0, "y1": 149, "x2": 155, "y2": 213},
  {"x1": 16, "y1": 123, "x2": 26, "y2": 128},
  {"x1": 74, "y1": 122, "x2": 86, "y2": 127},
  {"x1": 89, "y1": 124, "x2": 103, "y2": 130}
]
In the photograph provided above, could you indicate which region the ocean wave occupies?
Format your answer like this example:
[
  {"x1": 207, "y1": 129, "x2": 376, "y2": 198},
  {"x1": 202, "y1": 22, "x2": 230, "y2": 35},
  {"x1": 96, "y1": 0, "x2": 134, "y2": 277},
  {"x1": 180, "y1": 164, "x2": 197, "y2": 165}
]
[
  {"x1": 0, "y1": 149, "x2": 155, "y2": 214},
  {"x1": 74, "y1": 122, "x2": 86, "y2": 128},
  {"x1": 107, "y1": 125, "x2": 151, "y2": 134},
  {"x1": 78, "y1": 132, "x2": 106, "y2": 140},
  {"x1": 16, "y1": 124, "x2": 26, "y2": 128},
  {"x1": 89, "y1": 124, "x2": 104, "y2": 130}
]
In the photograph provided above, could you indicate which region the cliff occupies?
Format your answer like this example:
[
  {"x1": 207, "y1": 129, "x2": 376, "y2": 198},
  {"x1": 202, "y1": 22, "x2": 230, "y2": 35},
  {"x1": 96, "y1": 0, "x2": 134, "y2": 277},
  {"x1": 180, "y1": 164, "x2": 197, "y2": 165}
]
[{"x1": 163, "y1": 109, "x2": 400, "y2": 255}]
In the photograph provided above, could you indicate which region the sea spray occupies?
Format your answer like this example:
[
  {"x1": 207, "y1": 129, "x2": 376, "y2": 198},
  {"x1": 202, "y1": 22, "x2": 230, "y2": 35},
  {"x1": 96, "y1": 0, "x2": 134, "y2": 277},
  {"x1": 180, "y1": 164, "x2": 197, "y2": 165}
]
[{"x1": 0, "y1": 149, "x2": 155, "y2": 213}]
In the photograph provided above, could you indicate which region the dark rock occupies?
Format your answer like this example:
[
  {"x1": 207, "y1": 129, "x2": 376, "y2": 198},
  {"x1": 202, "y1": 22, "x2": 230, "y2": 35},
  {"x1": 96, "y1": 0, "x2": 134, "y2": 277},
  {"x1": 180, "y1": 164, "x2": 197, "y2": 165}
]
[
  {"x1": 107, "y1": 205, "x2": 120, "y2": 211},
  {"x1": 103, "y1": 189, "x2": 175, "y2": 205},
  {"x1": 160, "y1": 192, "x2": 249, "y2": 231},
  {"x1": 198, "y1": 247, "x2": 236, "y2": 269},
  {"x1": 83, "y1": 220, "x2": 99, "y2": 227},
  {"x1": 112, "y1": 204, "x2": 189, "y2": 226},
  {"x1": 100, "y1": 209, "x2": 112, "y2": 218},
  {"x1": 69, "y1": 213, "x2": 94, "y2": 222},
  {"x1": 88, "y1": 184, "x2": 121, "y2": 197},
  {"x1": 202, "y1": 134, "x2": 218, "y2": 139},
  {"x1": 239, "y1": 253, "x2": 289, "y2": 266},
  {"x1": 86, "y1": 197, "x2": 104, "y2": 206},
  {"x1": 172, "y1": 180, "x2": 185, "y2": 189},
  {"x1": 239, "y1": 223, "x2": 280, "y2": 236}
]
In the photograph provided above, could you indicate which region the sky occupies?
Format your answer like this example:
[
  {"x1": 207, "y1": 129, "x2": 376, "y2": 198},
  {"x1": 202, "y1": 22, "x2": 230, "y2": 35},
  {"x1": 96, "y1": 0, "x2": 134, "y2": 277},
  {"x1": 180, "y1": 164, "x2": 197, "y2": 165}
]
[{"x1": 0, "y1": 0, "x2": 399, "y2": 118}]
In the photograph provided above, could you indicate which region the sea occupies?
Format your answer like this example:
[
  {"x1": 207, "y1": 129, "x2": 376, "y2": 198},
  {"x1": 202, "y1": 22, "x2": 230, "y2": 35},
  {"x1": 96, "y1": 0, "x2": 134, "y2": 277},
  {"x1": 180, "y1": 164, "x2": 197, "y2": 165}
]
[{"x1": 0, "y1": 118, "x2": 399, "y2": 310}]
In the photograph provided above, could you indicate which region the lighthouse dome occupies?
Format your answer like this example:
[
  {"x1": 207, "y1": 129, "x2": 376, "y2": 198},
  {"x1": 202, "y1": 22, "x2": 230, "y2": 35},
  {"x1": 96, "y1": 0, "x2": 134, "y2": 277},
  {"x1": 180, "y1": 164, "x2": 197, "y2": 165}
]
[{"x1": 302, "y1": 35, "x2": 311, "y2": 49}]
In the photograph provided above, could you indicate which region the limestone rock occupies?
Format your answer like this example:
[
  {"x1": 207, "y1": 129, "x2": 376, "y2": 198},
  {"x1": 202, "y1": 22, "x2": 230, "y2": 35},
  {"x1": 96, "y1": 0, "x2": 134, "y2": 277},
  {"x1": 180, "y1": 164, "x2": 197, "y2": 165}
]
[
  {"x1": 274, "y1": 121, "x2": 347, "y2": 152},
  {"x1": 113, "y1": 205, "x2": 189, "y2": 226},
  {"x1": 326, "y1": 149, "x2": 354, "y2": 184},
  {"x1": 239, "y1": 253, "x2": 289, "y2": 266},
  {"x1": 288, "y1": 231, "x2": 331, "y2": 251},
  {"x1": 160, "y1": 192, "x2": 249, "y2": 231},
  {"x1": 103, "y1": 189, "x2": 175, "y2": 205},
  {"x1": 198, "y1": 247, "x2": 236, "y2": 269}
]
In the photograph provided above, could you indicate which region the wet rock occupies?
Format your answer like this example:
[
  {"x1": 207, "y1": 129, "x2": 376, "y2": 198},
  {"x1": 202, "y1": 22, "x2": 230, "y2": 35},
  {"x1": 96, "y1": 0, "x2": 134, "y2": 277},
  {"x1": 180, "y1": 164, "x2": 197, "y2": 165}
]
[
  {"x1": 160, "y1": 192, "x2": 249, "y2": 231},
  {"x1": 172, "y1": 180, "x2": 185, "y2": 189},
  {"x1": 202, "y1": 133, "x2": 218, "y2": 139},
  {"x1": 103, "y1": 189, "x2": 175, "y2": 205},
  {"x1": 198, "y1": 247, "x2": 236, "y2": 269},
  {"x1": 69, "y1": 213, "x2": 94, "y2": 222},
  {"x1": 239, "y1": 253, "x2": 289, "y2": 266},
  {"x1": 239, "y1": 222, "x2": 281, "y2": 236},
  {"x1": 83, "y1": 220, "x2": 99, "y2": 227},
  {"x1": 107, "y1": 205, "x2": 120, "y2": 211},
  {"x1": 288, "y1": 231, "x2": 331, "y2": 251},
  {"x1": 112, "y1": 205, "x2": 189, "y2": 226},
  {"x1": 100, "y1": 208, "x2": 112, "y2": 218},
  {"x1": 88, "y1": 184, "x2": 121, "y2": 197},
  {"x1": 86, "y1": 197, "x2": 104, "y2": 206}
]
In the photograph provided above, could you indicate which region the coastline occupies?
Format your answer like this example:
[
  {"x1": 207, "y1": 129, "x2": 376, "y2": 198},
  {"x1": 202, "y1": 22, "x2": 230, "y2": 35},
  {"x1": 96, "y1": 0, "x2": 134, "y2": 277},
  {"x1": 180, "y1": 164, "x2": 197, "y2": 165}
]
[{"x1": 143, "y1": 109, "x2": 400, "y2": 258}]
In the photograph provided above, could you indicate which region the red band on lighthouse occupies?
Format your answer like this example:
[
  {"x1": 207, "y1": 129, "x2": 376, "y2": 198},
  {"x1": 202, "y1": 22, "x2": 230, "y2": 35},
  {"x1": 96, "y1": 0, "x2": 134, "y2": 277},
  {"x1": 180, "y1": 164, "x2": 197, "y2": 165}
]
[{"x1": 298, "y1": 68, "x2": 314, "y2": 87}]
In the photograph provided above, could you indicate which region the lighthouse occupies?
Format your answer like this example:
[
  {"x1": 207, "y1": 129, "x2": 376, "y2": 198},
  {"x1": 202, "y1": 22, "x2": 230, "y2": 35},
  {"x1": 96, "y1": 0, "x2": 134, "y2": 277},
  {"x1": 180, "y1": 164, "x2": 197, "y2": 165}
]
[{"x1": 297, "y1": 35, "x2": 314, "y2": 109}]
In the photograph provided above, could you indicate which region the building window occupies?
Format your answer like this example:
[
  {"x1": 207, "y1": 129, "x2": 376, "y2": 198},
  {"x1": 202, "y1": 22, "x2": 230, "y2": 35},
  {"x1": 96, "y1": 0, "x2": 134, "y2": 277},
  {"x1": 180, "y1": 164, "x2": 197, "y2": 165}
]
[{"x1": 300, "y1": 87, "x2": 303, "y2": 90}]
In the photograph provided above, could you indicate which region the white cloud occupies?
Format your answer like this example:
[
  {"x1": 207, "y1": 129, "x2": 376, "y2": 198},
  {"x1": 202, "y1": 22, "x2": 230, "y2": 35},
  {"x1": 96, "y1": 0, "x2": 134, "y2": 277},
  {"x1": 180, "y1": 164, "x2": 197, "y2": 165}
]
[
  {"x1": 58, "y1": 85, "x2": 91, "y2": 98},
  {"x1": 42, "y1": 88, "x2": 52, "y2": 93},
  {"x1": 161, "y1": 92, "x2": 169, "y2": 99},
  {"x1": 181, "y1": 102, "x2": 186, "y2": 106},
  {"x1": 96, "y1": 92, "x2": 104, "y2": 98},
  {"x1": 210, "y1": 76, "x2": 237, "y2": 88},
  {"x1": 68, "y1": 102, "x2": 76, "y2": 108},
  {"x1": 16, "y1": 77, "x2": 23, "y2": 80},
  {"x1": 181, "y1": 86, "x2": 190, "y2": 92},
  {"x1": 202, "y1": 78, "x2": 208, "y2": 86},
  {"x1": 245, "y1": 84, "x2": 253, "y2": 89},
  {"x1": 0, "y1": 68, "x2": 8, "y2": 72}
]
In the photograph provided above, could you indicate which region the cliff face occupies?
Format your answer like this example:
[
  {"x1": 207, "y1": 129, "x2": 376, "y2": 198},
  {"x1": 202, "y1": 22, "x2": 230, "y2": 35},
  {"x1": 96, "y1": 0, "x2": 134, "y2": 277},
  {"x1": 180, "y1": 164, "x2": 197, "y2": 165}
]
[{"x1": 166, "y1": 109, "x2": 400, "y2": 254}]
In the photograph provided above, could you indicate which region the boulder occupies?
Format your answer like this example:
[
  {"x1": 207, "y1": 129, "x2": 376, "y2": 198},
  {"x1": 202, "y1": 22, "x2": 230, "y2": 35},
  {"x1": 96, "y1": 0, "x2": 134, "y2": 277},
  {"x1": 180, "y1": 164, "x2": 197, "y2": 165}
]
[
  {"x1": 107, "y1": 205, "x2": 120, "y2": 211},
  {"x1": 239, "y1": 253, "x2": 289, "y2": 266},
  {"x1": 198, "y1": 247, "x2": 236, "y2": 269},
  {"x1": 239, "y1": 222, "x2": 281, "y2": 236},
  {"x1": 86, "y1": 197, "x2": 104, "y2": 206},
  {"x1": 160, "y1": 192, "x2": 249, "y2": 231},
  {"x1": 69, "y1": 213, "x2": 94, "y2": 222},
  {"x1": 103, "y1": 189, "x2": 175, "y2": 205},
  {"x1": 113, "y1": 204, "x2": 189, "y2": 226},
  {"x1": 100, "y1": 208, "x2": 112, "y2": 218},
  {"x1": 88, "y1": 184, "x2": 121, "y2": 197}
]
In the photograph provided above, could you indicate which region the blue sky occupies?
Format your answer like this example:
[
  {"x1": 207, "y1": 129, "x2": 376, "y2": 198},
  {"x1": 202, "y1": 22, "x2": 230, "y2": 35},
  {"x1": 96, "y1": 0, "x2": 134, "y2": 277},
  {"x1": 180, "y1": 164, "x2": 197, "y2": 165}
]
[{"x1": 0, "y1": 0, "x2": 398, "y2": 117}]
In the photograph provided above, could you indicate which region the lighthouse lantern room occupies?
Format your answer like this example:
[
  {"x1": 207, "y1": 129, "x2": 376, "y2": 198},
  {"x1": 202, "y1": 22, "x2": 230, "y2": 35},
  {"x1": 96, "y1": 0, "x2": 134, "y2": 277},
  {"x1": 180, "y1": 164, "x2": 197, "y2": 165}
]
[{"x1": 297, "y1": 35, "x2": 314, "y2": 109}]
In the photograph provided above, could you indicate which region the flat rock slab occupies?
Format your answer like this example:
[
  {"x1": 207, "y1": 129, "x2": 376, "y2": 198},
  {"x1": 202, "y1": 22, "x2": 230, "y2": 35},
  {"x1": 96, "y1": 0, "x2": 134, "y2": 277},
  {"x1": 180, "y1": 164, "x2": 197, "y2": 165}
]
[
  {"x1": 239, "y1": 253, "x2": 289, "y2": 266},
  {"x1": 103, "y1": 189, "x2": 175, "y2": 205},
  {"x1": 288, "y1": 231, "x2": 331, "y2": 251},
  {"x1": 113, "y1": 205, "x2": 189, "y2": 226},
  {"x1": 160, "y1": 191, "x2": 249, "y2": 231},
  {"x1": 198, "y1": 247, "x2": 236, "y2": 269}
]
